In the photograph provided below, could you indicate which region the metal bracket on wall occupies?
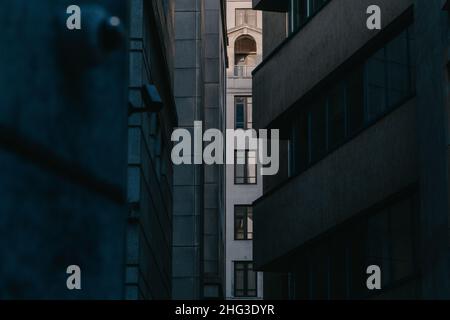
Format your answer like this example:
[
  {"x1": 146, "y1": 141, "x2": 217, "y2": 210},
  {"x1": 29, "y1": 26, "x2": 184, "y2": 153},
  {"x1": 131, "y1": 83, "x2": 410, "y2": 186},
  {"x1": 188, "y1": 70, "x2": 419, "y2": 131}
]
[{"x1": 128, "y1": 84, "x2": 164, "y2": 116}]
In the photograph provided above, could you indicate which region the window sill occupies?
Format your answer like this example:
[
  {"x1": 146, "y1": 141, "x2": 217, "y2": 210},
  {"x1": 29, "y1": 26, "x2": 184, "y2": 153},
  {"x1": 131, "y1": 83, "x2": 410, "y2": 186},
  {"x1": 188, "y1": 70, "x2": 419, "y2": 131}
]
[{"x1": 234, "y1": 183, "x2": 258, "y2": 186}]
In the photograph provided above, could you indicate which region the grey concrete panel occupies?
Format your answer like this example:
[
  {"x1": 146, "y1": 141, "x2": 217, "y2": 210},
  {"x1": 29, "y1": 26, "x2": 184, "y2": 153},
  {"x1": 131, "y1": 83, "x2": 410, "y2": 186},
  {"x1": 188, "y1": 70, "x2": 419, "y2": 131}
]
[
  {"x1": 254, "y1": 0, "x2": 412, "y2": 129},
  {"x1": 254, "y1": 101, "x2": 419, "y2": 268}
]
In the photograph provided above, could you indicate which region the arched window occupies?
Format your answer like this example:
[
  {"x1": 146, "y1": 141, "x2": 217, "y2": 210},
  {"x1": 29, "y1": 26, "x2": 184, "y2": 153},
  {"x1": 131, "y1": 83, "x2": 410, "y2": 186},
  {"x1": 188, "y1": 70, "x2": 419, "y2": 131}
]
[
  {"x1": 234, "y1": 35, "x2": 257, "y2": 77},
  {"x1": 234, "y1": 35, "x2": 256, "y2": 64},
  {"x1": 235, "y1": 35, "x2": 257, "y2": 56}
]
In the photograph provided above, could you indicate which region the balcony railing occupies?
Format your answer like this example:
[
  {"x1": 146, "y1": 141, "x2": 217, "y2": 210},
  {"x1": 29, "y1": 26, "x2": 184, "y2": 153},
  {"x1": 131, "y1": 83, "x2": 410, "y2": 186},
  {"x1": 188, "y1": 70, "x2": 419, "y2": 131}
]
[{"x1": 233, "y1": 65, "x2": 256, "y2": 78}]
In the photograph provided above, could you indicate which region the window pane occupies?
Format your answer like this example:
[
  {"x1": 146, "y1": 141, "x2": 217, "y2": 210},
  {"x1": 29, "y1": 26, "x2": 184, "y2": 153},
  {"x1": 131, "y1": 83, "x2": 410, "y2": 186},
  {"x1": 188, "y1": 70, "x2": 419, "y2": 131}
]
[
  {"x1": 330, "y1": 232, "x2": 348, "y2": 299},
  {"x1": 235, "y1": 268, "x2": 245, "y2": 296},
  {"x1": 235, "y1": 167, "x2": 245, "y2": 183},
  {"x1": 235, "y1": 208, "x2": 246, "y2": 240},
  {"x1": 247, "y1": 97, "x2": 253, "y2": 129},
  {"x1": 366, "y1": 48, "x2": 387, "y2": 121},
  {"x1": 247, "y1": 270, "x2": 257, "y2": 293},
  {"x1": 310, "y1": 98, "x2": 327, "y2": 161},
  {"x1": 235, "y1": 157, "x2": 245, "y2": 183},
  {"x1": 235, "y1": 98, "x2": 245, "y2": 129},
  {"x1": 234, "y1": 262, "x2": 257, "y2": 297},
  {"x1": 235, "y1": 232, "x2": 245, "y2": 240},
  {"x1": 309, "y1": 244, "x2": 329, "y2": 299},
  {"x1": 366, "y1": 209, "x2": 391, "y2": 287},
  {"x1": 235, "y1": 150, "x2": 256, "y2": 184},
  {"x1": 290, "y1": 0, "x2": 329, "y2": 33},
  {"x1": 347, "y1": 66, "x2": 365, "y2": 135},
  {"x1": 247, "y1": 150, "x2": 257, "y2": 184},
  {"x1": 294, "y1": 261, "x2": 310, "y2": 299},
  {"x1": 328, "y1": 84, "x2": 346, "y2": 147},
  {"x1": 290, "y1": 0, "x2": 308, "y2": 32},
  {"x1": 349, "y1": 225, "x2": 367, "y2": 298},
  {"x1": 390, "y1": 198, "x2": 414, "y2": 281},
  {"x1": 247, "y1": 208, "x2": 253, "y2": 240},
  {"x1": 386, "y1": 30, "x2": 410, "y2": 106}
]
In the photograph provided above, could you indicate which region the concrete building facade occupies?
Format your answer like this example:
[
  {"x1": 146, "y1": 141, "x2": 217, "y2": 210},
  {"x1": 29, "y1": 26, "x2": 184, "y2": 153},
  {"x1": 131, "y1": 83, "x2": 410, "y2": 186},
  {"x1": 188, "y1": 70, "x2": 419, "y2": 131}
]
[
  {"x1": 0, "y1": 0, "x2": 231, "y2": 300},
  {"x1": 224, "y1": 0, "x2": 264, "y2": 300},
  {"x1": 252, "y1": 0, "x2": 450, "y2": 299},
  {"x1": 172, "y1": 0, "x2": 228, "y2": 299},
  {"x1": 126, "y1": 0, "x2": 178, "y2": 299}
]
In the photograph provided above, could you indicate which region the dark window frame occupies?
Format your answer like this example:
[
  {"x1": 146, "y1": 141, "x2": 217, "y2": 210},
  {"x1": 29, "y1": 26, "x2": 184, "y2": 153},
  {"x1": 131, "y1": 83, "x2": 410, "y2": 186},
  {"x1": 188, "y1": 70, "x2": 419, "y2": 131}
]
[
  {"x1": 234, "y1": 261, "x2": 258, "y2": 298},
  {"x1": 234, "y1": 96, "x2": 253, "y2": 129},
  {"x1": 234, "y1": 205, "x2": 253, "y2": 240}
]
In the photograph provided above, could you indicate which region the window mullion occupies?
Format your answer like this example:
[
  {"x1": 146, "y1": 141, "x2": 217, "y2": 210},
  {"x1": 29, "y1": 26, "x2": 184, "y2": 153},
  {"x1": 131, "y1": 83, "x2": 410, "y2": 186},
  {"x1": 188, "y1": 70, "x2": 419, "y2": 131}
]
[{"x1": 244, "y1": 209, "x2": 248, "y2": 240}]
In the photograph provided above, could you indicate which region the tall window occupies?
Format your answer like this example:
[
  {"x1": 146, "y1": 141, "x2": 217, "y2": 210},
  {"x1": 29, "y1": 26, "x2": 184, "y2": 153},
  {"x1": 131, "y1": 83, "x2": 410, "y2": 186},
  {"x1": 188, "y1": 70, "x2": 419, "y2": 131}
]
[
  {"x1": 235, "y1": 206, "x2": 253, "y2": 240},
  {"x1": 235, "y1": 96, "x2": 253, "y2": 129},
  {"x1": 236, "y1": 9, "x2": 257, "y2": 27},
  {"x1": 366, "y1": 29, "x2": 412, "y2": 121},
  {"x1": 234, "y1": 36, "x2": 257, "y2": 77},
  {"x1": 235, "y1": 150, "x2": 257, "y2": 185},
  {"x1": 234, "y1": 261, "x2": 257, "y2": 297}
]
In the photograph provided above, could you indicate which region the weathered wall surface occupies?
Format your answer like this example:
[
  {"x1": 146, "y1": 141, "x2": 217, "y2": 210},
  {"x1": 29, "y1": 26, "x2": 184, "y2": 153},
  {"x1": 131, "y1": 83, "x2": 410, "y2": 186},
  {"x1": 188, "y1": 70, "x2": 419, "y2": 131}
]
[
  {"x1": 0, "y1": 0, "x2": 128, "y2": 299},
  {"x1": 127, "y1": 0, "x2": 176, "y2": 300}
]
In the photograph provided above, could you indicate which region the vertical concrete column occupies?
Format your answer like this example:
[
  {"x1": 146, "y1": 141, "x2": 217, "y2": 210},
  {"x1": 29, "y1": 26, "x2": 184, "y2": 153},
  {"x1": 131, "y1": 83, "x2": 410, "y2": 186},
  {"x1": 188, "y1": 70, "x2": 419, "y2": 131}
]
[
  {"x1": 202, "y1": 0, "x2": 225, "y2": 299},
  {"x1": 173, "y1": 0, "x2": 204, "y2": 300}
]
